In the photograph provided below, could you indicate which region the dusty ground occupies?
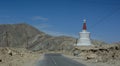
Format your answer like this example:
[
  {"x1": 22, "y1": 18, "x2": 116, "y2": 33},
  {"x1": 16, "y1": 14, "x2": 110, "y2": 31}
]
[
  {"x1": 0, "y1": 47, "x2": 42, "y2": 66},
  {"x1": 64, "y1": 55, "x2": 120, "y2": 66},
  {"x1": 1, "y1": 44, "x2": 120, "y2": 66},
  {"x1": 64, "y1": 44, "x2": 120, "y2": 66}
]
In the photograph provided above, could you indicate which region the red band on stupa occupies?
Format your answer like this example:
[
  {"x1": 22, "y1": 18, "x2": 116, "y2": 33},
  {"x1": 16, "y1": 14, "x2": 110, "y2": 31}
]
[{"x1": 83, "y1": 22, "x2": 87, "y2": 30}]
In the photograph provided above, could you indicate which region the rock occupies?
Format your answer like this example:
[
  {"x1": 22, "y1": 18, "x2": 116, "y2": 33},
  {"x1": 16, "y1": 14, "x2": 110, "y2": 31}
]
[
  {"x1": 87, "y1": 54, "x2": 98, "y2": 59},
  {"x1": 0, "y1": 59, "x2": 2, "y2": 62},
  {"x1": 74, "y1": 44, "x2": 120, "y2": 63}
]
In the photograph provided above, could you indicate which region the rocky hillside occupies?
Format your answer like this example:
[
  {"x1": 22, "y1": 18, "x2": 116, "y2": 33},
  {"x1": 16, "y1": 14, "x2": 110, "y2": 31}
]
[
  {"x1": 30, "y1": 35, "x2": 76, "y2": 51},
  {"x1": 0, "y1": 23, "x2": 76, "y2": 51},
  {"x1": 0, "y1": 23, "x2": 45, "y2": 48}
]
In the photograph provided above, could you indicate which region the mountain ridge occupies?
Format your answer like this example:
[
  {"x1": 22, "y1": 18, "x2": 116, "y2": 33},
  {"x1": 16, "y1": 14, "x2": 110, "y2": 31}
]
[{"x1": 0, "y1": 23, "x2": 76, "y2": 51}]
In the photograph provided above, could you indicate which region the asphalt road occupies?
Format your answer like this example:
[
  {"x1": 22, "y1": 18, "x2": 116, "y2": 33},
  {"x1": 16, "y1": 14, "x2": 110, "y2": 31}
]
[{"x1": 37, "y1": 53, "x2": 85, "y2": 66}]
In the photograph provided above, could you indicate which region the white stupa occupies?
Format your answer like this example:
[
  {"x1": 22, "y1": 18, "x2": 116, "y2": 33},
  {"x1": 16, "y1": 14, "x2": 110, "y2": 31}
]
[{"x1": 77, "y1": 19, "x2": 91, "y2": 46}]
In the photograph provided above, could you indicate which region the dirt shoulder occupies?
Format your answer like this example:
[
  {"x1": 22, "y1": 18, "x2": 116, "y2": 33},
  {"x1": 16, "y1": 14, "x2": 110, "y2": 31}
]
[
  {"x1": 64, "y1": 55, "x2": 120, "y2": 66},
  {"x1": 0, "y1": 47, "x2": 42, "y2": 66}
]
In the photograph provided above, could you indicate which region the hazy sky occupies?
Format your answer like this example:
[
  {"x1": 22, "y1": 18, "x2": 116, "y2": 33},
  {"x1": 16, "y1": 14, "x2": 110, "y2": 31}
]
[{"x1": 0, "y1": 0, "x2": 120, "y2": 43}]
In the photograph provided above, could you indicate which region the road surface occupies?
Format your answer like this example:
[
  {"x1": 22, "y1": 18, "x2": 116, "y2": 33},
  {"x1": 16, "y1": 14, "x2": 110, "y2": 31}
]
[{"x1": 36, "y1": 53, "x2": 85, "y2": 66}]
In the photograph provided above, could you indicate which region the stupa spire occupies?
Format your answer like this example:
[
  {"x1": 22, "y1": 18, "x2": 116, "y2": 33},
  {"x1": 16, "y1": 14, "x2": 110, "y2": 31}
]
[{"x1": 83, "y1": 19, "x2": 87, "y2": 30}]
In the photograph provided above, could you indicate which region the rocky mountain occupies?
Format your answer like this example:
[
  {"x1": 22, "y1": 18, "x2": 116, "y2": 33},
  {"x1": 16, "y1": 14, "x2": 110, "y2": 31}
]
[
  {"x1": 0, "y1": 23, "x2": 45, "y2": 48},
  {"x1": 30, "y1": 35, "x2": 76, "y2": 51},
  {"x1": 0, "y1": 23, "x2": 76, "y2": 51},
  {"x1": 91, "y1": 39, "x2": 108, "y2": 46}
]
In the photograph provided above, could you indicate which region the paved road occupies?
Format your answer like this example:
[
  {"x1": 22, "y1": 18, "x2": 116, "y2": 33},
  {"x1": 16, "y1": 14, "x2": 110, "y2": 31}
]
[{"x1": 37, "y1": 53, "x2": 85, "y2": 66}]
